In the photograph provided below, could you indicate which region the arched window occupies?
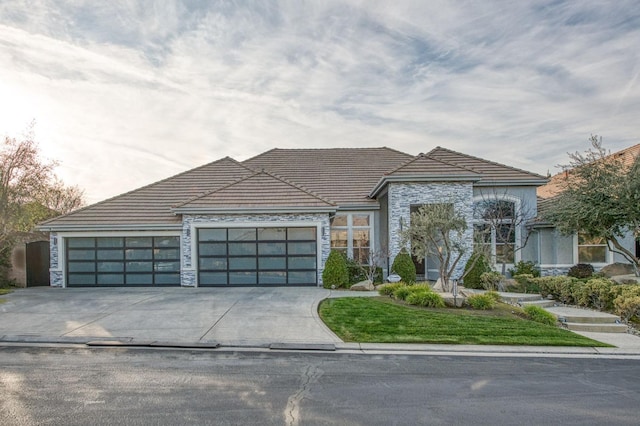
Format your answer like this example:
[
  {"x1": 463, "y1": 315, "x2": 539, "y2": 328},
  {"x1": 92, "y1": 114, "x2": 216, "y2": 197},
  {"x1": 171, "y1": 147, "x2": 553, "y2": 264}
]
[{"x1": 473, "y1": 199, "x2": 517, "y2": 264}]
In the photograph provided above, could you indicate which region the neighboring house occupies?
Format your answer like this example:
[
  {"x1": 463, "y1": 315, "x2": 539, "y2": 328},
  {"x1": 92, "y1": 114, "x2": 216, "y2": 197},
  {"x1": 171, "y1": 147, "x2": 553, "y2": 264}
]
[
  {"x1": 532, "y1": 144, "x2": 640, "y2": 276},
  {"x1": 38, "y1": 147, "x2": 547, "y2": 287}
]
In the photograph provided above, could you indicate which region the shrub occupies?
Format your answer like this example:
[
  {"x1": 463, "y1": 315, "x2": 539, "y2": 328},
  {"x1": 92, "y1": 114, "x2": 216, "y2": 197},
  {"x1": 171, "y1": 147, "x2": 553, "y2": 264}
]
[
  {"x1": 391, "y1": 249, "x2": 416, "y2": 284},
  {"x1": 322, "y1": 250, "x2": 349, "y2": 288},
  {"x1": 535, "y1": 276, "x2": 579, "y2": 303},
  {"x1": 614, "y1": 295, "x2": 640, "y2": 322},
  {"x1": 485, "y1": 291, "x2": 502, "y2": 303},
  {"x1": 567, "y1": 263, "x2": 595, "y2": 279},
  {"x1": 462, "y1": 252, "x2": 492, "y2": 289},
  {"x1": 512, "y1": 274, "x2": 541, "y2": 293},
  {"x1": 466, "y1": 294, "x2": 496, "y2": 310},
  {"x1": 575, "y1": 278, "x2": 615, "y2": 311},
  {"x1": 480, "y1": 271, "x2": 505, "y2": 291},
  {"x1": 523, "y1": 305, "x2": 557, "y2": 326},
  {"x1": 406, "y1": 286, "x2": 445, "y2": 308},
  {"x1": 509, "y1": 261, "x2": 540, "y2": 278},
  {"x1": 378, "y1": 283, "x2": 405, "y2": 296},
  {"x1": 392, "y1": 285, "x2": 412, "y2": 301}
]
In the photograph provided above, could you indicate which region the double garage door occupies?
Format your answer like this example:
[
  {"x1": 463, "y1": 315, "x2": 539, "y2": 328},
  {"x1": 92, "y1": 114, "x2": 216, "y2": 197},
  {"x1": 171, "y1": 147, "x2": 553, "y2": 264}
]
[
  {"x1": 197, "y1": 227, "x2": 317, "y2": 286},
  {"x1": 65, "y1": 227, "x2": 318, "y2": 287}
]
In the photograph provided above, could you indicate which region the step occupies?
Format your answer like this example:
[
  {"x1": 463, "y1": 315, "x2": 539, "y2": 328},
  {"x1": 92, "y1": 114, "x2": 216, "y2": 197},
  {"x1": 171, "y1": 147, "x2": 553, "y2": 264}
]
[
  {"x1": 545, "y1": 307, "x2": 622, "y2": 324},
  {"x1": 519, "y1": 299, "x2": 556, "y2": 308},
  {"x1": 564, "y1": 322, "x2": 628, "y2": 333}
]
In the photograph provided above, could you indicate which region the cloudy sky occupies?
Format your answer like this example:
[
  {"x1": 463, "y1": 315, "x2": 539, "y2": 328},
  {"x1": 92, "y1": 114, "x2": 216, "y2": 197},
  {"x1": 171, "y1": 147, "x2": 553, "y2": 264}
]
[{"x1": 1, "y1": 1, "x2": 639, "y2": 204}]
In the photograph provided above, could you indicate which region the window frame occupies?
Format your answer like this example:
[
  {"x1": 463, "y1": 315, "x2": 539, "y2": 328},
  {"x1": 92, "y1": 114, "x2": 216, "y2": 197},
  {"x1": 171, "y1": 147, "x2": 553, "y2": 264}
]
[
  {"x1": 471, "y1": 196, "x2": 520, "y2": 266},
  {"x1": 575, "y1": 233, "x2": 610, "y2": 265},
  {"x1": 330, "y1": 212, "x2": 373, "y2": 264}
]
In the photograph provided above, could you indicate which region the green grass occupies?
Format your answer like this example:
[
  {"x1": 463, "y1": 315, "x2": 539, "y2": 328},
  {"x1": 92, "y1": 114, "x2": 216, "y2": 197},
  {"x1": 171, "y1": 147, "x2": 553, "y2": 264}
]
[{"x1": 318, "y1": 297, "x2": 610, "y2": 347}]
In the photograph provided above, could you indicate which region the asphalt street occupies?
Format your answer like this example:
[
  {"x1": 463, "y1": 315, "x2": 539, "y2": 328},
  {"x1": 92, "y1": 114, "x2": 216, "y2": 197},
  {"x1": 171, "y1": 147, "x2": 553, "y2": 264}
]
[{"x1": 1, "y1": 345, "x2": 639, "y2": 425}]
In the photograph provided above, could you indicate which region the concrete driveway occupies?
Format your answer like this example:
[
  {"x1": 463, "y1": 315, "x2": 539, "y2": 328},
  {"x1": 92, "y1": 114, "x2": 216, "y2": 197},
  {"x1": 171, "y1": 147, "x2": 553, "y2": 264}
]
[{"x1": 0, "y1": 287, "x2": 362, "y2": 347}]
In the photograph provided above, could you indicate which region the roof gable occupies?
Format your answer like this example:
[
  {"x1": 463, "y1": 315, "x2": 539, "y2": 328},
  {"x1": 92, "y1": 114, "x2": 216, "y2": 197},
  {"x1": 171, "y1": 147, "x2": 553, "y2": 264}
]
[
  {"x1": 426, "y1": 146, "x2": 548, "y2": 185},
  {"x1": 174, "y1": 170, "x2": 336, "y2": 213},
  {"x1": 39, "y1": 157, "x2": 255, "y2": 229}
]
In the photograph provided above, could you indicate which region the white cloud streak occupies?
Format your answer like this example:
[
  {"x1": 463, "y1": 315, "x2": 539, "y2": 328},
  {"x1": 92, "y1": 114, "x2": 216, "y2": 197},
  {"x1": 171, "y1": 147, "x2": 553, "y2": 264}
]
[{"x1": 0, "y1": 0, "x2": 639, "y2": 203}]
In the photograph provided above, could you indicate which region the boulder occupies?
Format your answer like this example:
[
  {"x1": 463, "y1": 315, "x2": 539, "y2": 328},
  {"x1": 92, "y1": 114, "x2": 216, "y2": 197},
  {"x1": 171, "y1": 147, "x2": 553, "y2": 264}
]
[
  {"x1": 599, "y1": 263, "x2": 636, "y2": 277},
  {"x1": 350, "y1": 280, "x2": 374, "y2": 291},
  {"x1": 386, "y1": 273, "x2": 402, "y2": 283},
  {"x1": 611, "y1": 274, "x2": 640, "y2": 284}
]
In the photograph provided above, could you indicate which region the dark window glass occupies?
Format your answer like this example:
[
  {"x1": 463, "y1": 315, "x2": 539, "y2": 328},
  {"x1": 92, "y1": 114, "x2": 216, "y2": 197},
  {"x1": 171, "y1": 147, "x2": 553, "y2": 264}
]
[
  {"x1": 127, "y1": 261, "x2": 153, "y2": 272},
  {"x1": 97, "y1": 274, "x2": 125, "y2": 285},
  {"x1": 126, "y1": 249, "x2": 153, "y2": 260},
  {"x1": 97, "y1": 250, "x2": 124, "y2": 260},
  {"x1": 200, "y1": 258, "x2": 227, "y2": 270},
  {"x1": 126, "y1": 237, "x2": 153, "y2": 247},
  {"x1": 258, "y1": 257, "x2": 286, "y2": 270},
  {"x1": 288, "y1": 271, "x2": 316, "y2": 284},
  {"x1": 68, "y1": 274, "x2": 96, "y2": 285},
  {"x1": 126, "y1": 274, "x2": 153, "y2": 285},
  {"x1": 155, "y1": 273, "x2": 180, "y2": 285},
  {"x1": 199, "y1": 243, "x2": 226, "y2": 256},
  {"x1": 288, "y1": 228, "x2": 315, "y2": 240},
  {"x1": 97, "y1": 262, "x2": 124, "y2": 273},
  {"x1": 97, "y1": 238, "x2": 124, "y2": 248},
  {"x1": 199, "y1": 229, "x2": 226, "y2": 242},
  {"x1": 155, "y1": 236, "x2": 179, "y2": 247},
  {"x1": 288, "y1": 257, "x2": 316, "y2": 269},
  {"x1": 258, "y1": 228, "x2": 286, "y2": 240},
  {"x1": 200, "y1": 272, "x2": 228, "y2": 285},
  {"x1": 68, "y1": 250, "x2": 95, "y2": 261},
  {"x1": 68, "y1": 262, "x2": 96, "y2": 273},
  {"x1": 229, "y1": 272, "x2": 256, "y2": 285},
  {"x1": 259, "y1": 271, "x2": 287, "y2": 284},
  {"x1": 229, "y1": 257, "x2": 257, "y2": 270},
  {"x1": 228, "y1": 228, "x2": 256, "y2": 241},
  {"x1": 229, "y1": 243, "x2": 256, "y2": 256},
  {"x1": 154, "y1": 248, "x2": 180, "y2": 260},
  {"x1": 67, "y1": 238, "x2": 94, "y2": 248},
  {"x1": 288, "y1": 242, "x2": 316, "y2": 255},
  {"x1": 258, "y1": 242, "x2": 286, "y2": 255}
]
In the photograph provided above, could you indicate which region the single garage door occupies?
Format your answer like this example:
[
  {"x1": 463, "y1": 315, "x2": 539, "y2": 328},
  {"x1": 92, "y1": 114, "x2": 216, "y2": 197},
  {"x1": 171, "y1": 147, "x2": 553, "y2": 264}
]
[
  {"x1": 198, "y1": 227, "x2": 317, "y2": 286},
  {"x1": 66, "y1": 236, "x2": 181, "y2": 286}
]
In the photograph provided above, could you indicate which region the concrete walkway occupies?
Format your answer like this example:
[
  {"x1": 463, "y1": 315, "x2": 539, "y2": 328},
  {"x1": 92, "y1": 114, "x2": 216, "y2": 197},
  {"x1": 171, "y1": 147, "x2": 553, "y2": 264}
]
[{"x1": 1, "y1": 287, "x2": 639, "y2": 356}]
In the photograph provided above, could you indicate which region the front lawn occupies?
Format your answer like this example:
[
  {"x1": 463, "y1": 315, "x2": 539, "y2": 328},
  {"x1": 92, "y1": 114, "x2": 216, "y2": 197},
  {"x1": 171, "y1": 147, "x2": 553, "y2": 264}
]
[{"x1": 319, "y1": 297, "x2": 610, "y2": 347}]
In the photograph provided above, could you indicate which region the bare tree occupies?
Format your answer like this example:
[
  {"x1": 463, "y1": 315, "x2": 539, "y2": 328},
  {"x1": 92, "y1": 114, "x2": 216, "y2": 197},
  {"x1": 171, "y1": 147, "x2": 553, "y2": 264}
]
[{"x1": 1, "y1": 124, "x2": 84, "y2": 282}]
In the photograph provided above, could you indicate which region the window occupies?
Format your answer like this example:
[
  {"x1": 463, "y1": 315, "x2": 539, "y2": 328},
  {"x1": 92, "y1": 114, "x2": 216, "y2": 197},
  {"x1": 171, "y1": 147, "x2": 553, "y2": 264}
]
[
  {"x1": 578, "y1": 234, "x2": 607, "y2": 263},
  {"x1": 472, "y1": 199, "x2": 516, "y2": 264},
  {"x1": 330, "y1": 213, "x2": 372, "y2": 264}
]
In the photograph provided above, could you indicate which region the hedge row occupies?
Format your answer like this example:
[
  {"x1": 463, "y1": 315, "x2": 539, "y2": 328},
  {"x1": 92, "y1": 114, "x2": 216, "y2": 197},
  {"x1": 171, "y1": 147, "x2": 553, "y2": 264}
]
[{"x1": 515, "y1": 275, "x2": 640, "y2": 321}]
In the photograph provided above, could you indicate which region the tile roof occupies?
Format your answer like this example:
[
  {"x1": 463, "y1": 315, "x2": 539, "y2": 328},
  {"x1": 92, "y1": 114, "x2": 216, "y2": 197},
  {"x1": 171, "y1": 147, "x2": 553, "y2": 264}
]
[
  {"x1": 243, "y1": 147, "x2": 413, "y2": 206},
  {"x1": 40, "y1": 146, "x2": 548, "y2": 230},
  {"x1": 174, "y1": 170, "x2": 336, "y2": 212},
  {"x1": 426, "y1": 146, "x2": 548, "y2": 185},
  {"x1": 38, "y1": 157, "x2": 254, "y2": 229},
  {"x1": 538, "y1": 143, "x2": 640, "y2": 199}
]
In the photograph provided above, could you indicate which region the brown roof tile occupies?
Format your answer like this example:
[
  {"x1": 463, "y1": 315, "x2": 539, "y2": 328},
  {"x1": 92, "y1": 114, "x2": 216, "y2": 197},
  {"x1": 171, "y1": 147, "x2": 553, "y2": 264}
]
[
  {"x1": 39, "y1": 157, "x2": 254, "y2": 228},
  {"x1": 243, "y1": 147, "x2": 413, "y2": 206},
  {"x1": 175, "y1": 170, "x2": 336, "y2": 211},
  {"x1": 426, "y1": 146, "x2": 548, "y2": 185}
]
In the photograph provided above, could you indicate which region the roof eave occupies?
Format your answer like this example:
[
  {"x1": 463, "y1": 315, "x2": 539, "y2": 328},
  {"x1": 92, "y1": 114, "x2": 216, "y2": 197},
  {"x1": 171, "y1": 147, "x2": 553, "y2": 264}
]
[
  {"x1": 172, "y1": 206, "x2": 337, "y2": 214},
  {"x1": 475, "y1": 179, "x2": 549, "y2": 187},
  {"x1": 36, "y1": 224, "x2": 183, "y2": 232},
  {"x1": 369, "y1": 174, "x2": 481, "y2": 198}
]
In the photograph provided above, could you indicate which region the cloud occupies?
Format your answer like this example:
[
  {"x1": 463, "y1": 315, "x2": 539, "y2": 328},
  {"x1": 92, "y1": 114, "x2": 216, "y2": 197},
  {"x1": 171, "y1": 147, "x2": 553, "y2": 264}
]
[{"x1": 0, "y1": 1, "x2": 639, "y2": 203}]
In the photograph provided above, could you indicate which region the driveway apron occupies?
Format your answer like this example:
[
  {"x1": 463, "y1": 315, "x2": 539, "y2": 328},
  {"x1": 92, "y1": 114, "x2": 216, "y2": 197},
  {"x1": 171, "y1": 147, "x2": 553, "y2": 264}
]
[{"x1": 0, "y1": 287, "x2": 343, "y2": 346}]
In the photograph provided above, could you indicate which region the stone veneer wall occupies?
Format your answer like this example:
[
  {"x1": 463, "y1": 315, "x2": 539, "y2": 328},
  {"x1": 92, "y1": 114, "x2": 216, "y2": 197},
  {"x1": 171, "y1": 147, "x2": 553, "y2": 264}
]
[
  {"x1": 49, "y1": 232, "x2": 63, "y2": 287},
  {"x1": 388, "y1": 182, "x2": 474, "y2": 280},
  {"x1": 181, "y1": 213, "x2": 331, "y2": 287}
]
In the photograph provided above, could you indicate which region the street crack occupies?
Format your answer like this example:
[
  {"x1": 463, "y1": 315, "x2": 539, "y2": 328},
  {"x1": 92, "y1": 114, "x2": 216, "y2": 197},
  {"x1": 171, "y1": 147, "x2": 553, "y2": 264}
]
[{"x1": 284, "y1": 363, "x2": 323, "y2": 426}]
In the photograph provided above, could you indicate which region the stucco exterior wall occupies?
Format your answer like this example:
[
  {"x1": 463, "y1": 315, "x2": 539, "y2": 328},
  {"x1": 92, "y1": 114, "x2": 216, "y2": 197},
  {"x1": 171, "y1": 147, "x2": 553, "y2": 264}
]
[
  {"x1": 387, "y1": 182, "x2": 474, "y2": 280},
  {"x1": 182, "y1": 213, "x2": 331, "y2": 287}
]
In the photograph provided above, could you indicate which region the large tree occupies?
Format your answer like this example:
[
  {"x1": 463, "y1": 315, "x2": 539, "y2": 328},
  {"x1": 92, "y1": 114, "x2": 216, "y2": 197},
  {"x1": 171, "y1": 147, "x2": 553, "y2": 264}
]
[
  {"x1": 543, "y1": 135, "x2": 640, "y2": 275},
  {"x1": 401, "y1": 203, "x2": 468, "y2": 291},
  {"x1": 1, "y1": 124, "x2": 84, "y2": 282}
]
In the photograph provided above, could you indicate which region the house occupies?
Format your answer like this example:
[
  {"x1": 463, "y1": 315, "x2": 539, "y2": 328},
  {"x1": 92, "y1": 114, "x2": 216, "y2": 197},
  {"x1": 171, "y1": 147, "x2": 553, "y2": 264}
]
[
  {"x1": 38, "y1": 147, "x2": 547, "y2": 287},
  {"x1": 532, "y1": 144, "x2": 640, "y2": 276}
]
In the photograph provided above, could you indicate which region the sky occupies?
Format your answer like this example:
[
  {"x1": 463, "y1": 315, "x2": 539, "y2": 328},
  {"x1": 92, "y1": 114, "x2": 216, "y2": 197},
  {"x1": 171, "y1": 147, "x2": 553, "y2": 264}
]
[{"x1": 1, "y1": 1, "x2": 639, "y2": 205}]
